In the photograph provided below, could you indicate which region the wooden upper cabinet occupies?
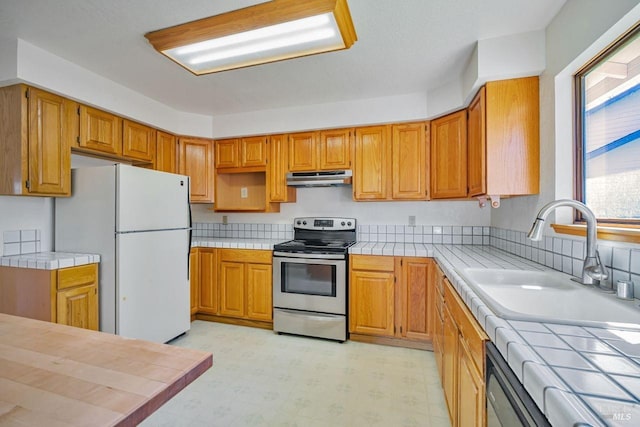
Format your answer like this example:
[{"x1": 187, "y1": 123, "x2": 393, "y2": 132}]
[
  {"x1": 0, "y1": 85, "x2": 72, "y2": 197},
  {"x1": 289, "y1": 132, "x2": 318, "y2": 171},
  {"x1": 156, "y1": 131, "x2": 177, "y2": 173},
  {"x1": 215, "y1": 136, "x2": 267, "y2": 170},
  {"x1": 268, "y1": 134, "x2": 296, "y2": 203},
  {"x1": 431, "y1": 110, "x2": 467, "y2": 199},
  {"x1": 467, "y1": 87, "x2": 486, "y2": 197},
  {"x1": 392, "y1": 122, "x2": 428, "y2": 200},
  {"x1": 178, "y1": 137, "x2": 214, "y2": 203},
  {"x1": 318, "y1": 128, "x2": 352, "y2": 170},
  {"x1": 215, "y1": 138, "x2": 240, "y2": 169},
  {"x1": 78, "y1": 105, "x2": 122, "y2": 156},
  {"x1": 241, "y1": 136, "x2": 267, "y2": 168},
  {"x1": 353, "y1": 125, "x2": 391, "y2": 200},
  {"x1": 469, "y1": 76, "x2": 540, "y2": 198},
  {"x1": 122, "y1": 120, "x2": 156, "y2": 163}
]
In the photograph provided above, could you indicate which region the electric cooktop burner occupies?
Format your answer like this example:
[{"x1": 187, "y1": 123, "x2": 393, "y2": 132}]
[{"x1": 273, "y1": 217, "x2": 357, "y2": 255}]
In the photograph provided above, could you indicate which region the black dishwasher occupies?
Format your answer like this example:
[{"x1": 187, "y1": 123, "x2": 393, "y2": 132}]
[{"x1": 486, "y1": 342, "x2": 551, "y2": 427}]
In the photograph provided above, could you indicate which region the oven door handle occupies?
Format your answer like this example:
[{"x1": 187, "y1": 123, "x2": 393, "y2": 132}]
[{"x1": 273, "y1": 251, "x2": 346, "y2": 260}]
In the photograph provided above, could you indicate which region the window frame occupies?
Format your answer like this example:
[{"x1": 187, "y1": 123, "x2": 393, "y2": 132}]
[{"x1": 574, "y1": 21, "x2": 640, "y2": 226}]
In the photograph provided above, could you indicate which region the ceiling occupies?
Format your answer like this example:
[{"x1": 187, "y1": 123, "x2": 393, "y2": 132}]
[{"x1": 0, "y1": 0, "x2": 565, "y2": 117}]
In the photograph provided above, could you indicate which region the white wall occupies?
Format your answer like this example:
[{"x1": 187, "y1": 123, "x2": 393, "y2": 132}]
[
  {"x1": 0, "y1": 38, "x2": 17, "y2": 85},
  {"x1": 209, "y1": 92, "x2": 429, "y2": 138},
  {"x1": 491, "y1": 0, "x2": 640, "y2": 231},
  {"x1": 192, "y1": 187, "x2": 491, "y2": 226},
  {"x1": 0, "y1": 196, "x2": 53, "y2": 256},
  {"x1": 15, "y1": 39, "x2": 213, "y2": 137}
]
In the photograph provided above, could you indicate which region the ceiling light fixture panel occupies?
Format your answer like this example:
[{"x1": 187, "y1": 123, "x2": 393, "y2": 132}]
[{"x1": 145, "y1": 0, "x2": 357, "y2": 75}]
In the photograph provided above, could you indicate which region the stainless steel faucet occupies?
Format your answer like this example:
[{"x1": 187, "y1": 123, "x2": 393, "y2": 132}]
[{"x1": 527, "y1": 199, "x2": 609, "y2": 287}]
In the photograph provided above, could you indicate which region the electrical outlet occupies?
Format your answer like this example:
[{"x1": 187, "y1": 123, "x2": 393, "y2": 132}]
[
  {"x1": 241, "y1": 187, "x2": 248, "y2": 198},
  {"x1": 408, "y1": 215, "x2": 416, "y2": 226},
  {"x1": 222, "y1": 215, "x2": 228, "y2": 225}
]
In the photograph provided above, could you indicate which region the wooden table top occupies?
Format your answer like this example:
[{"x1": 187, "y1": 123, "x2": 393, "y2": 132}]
[{"x1": 0, "y1": 313, "x2": 212, "y2": 426}]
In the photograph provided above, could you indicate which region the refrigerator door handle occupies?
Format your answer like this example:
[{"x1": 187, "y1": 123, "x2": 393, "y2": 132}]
[{"x1": 187, "y1": 178, "x2": 192, "y2": 280}]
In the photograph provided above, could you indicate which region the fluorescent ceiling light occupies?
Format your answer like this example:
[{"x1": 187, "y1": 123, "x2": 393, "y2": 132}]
[{"x1": 145, "y1": 0, "x2": 357, "y2": 75}]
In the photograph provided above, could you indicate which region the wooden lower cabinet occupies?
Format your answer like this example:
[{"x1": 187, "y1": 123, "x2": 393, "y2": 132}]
[
  {"x1": 191, "y1": 248, "x2": 273, "y2": 326},
  {"x1": 349, "y1": 255, "x2": 432, "y2": 348},
  {"x1": 198, "y1": 248, "x2": 217, "y2": 314},
  {"x1": 0, "y1": 263, "x2": 98, "y2": 330},
  {"x1": 434, "y1": 273, "x2": 488, "y2": 427},
  {"x1": 189, "y1": 249, "x2": 199, "y2": 316}
]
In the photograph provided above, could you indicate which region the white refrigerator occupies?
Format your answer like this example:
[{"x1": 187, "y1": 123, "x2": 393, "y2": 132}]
[{"x1": 55, "y1": 164, "x2": 191, "y2": 343}]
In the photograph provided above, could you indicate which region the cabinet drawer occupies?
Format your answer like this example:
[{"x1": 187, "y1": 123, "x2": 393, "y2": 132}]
[
  {"x1": 217, "y1": 249, "x2": 272, "y2": 264},
  {"x1": 57, "y1": 264, "x2": 98, "y2": 290},
  {"x1": 350, "y1": 255, "x2": 395, "y2": 272}
]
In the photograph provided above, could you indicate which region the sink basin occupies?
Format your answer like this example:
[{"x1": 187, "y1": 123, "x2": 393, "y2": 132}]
[{"x1": 458, "y1": 268, "x2": 640, "y2": 329}]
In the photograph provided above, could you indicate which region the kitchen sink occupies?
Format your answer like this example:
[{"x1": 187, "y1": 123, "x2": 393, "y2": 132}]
[{"x1": 457, "y1": 268, "x2": 640, "y2": 329}]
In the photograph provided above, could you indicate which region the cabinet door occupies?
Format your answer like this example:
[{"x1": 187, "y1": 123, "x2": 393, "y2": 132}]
[
  {"x1": 122, "y1": 120, "x2": 156, "y2": 163},
  {"x1": 198, "y1": 249, "x2": 217, "y2": 315},
  {"x1": 289, "y1": 132, "x2": 317, "y2": 171},
  {"x1": 79, "y1": 105, "x2": 122, "y2": 156},
  {"x1": 349, "y1": 269, "x2": 395, "y2": 336},
  {"x1": 246, "y1": 263, "x2": 273, "y2": 321},
  {"x1": 179, "y1": 138, "x2": 214, "y2": 203},
  {"x1": 189, "y1": 249, "x2": 199, "y2": 315},
  {"x1": 400, "y1": 257, "x2": 431, "y2": 341},
  {"x1": 215, "y1": 139, "x2": 239, "y2": 169},
  {"x1": 57, "y1": 284, "x2": 98, "y2": 330},
  {"x1": 241, "y1": 136, "x2": 268, "y2": 168},
  {"x1": 218, "y1": 261, "x2": 245, "y2": 318},
  {"x1": 431, "y1": 110, "x2": 467, "y2": 199},
  {"x1": 156, "y1": 131, "x2": 177, "y2": 173},
  {"x1": 392, "y1": 122, "x2": 428, "y2": 200},
  {"x1": 458, "y1": 338, "x2": 485, "y2": 427},
  {"x1": 442, "y1": 304, "x2": 458, "y2": 425},
  {"x1": 27, "y1": 88, "x2": 71, "y2": 195},
  {"x1": 319, "y1": 128, "x2": 351, "y2": 170},
  {"x1": 467, "y1": 87, "x2": 486, "y2": 197},
  {"x1": 353, "y1": 125, "x2": 390, "y2": 200},
  {"x1": 268, "y1": 134, "x2": 296, "y2": 203}
]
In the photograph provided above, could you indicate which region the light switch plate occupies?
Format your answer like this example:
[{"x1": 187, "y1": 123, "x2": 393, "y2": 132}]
[
  {"x1": 241, "y1": 187, "x2": 248, "y2": 198},
  {"x1": 408, "y1": 215, "x2": 416, "y2": 226}
]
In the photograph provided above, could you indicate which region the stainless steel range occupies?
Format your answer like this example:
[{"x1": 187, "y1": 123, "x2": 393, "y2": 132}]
[{"x1": 272, "y1": 217, "x2": 356, "y2": 342}]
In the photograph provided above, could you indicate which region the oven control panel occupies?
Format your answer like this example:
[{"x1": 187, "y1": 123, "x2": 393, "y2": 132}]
[{"x1": 293, "y1": 217, "x2": 356, "y2": 231}]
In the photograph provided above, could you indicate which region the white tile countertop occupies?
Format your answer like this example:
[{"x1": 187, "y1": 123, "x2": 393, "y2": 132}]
[
  {"x1": 428, "y1": 245, "x2": 640, "y2": 426},
  {"x1": 0, "y1": 252, "x2": 100, "y2": 270},
  {"x1": 191, "y1": 237, "x2": 283, "y2": 250}
]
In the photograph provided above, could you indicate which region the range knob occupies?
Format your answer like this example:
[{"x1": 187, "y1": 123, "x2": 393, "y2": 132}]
[
  {"x1": 302, "y1": 220, "x2": 307, "y2": 225},
  {"x1": 347, "y1": 221, "x2": 352, "y2": 226},
  {"x1": 296, "y1": 220, "x2": 302, "y2": 225},
  {"x1": 341, "y1": 221, "x2": 346, "y2": 226}
]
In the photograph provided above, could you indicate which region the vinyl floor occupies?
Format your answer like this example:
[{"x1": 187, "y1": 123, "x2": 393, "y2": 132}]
[{"x1": 141, "y1": 321, "x2": 451, "y2": 427}]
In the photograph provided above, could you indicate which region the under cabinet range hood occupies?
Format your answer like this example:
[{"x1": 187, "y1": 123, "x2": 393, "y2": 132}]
[{"x1": 286, "y1": 170, "x2": 352, "y2": 187}]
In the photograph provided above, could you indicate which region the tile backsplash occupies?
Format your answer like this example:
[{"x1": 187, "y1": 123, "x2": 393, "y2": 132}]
[
  {"x1": 2, "y1": 229, "x2": 41, "y2": 256},
  {"x1": 491, "y1": 227, "x2": 640, "y2": 298}
]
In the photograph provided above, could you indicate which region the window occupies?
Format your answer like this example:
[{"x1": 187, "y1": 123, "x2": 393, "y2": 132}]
[{"x1": 576, "y1": 24, "x2": 640, "y2": 224}]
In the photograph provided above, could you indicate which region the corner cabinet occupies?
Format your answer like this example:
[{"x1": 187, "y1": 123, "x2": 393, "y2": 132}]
[
  {"x1": 178, "y1": 137, "x2": 214, "y2": 203},
  {"x1": 0, "y1": 85, "x2": 72, "y2": 196},
  {"x1": 430, "y1": 110, "x2": 467, "y2": 199},
  {"x1": 467, "y1": 77, "x2": 540, "y2": 202},
  {"x1": 349, "y1": 255, "x2": 432, "y2": 349},
  {"x1": 0, "y1": 263, "x2": 99, "y2": 330}
]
